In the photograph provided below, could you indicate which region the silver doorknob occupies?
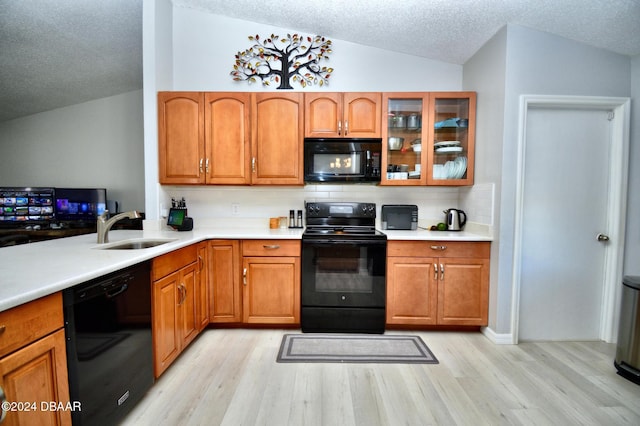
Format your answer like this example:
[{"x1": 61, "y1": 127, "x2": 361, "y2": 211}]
[{"x1": 597, "y1": 233, "x2": 610, "y2": 242}]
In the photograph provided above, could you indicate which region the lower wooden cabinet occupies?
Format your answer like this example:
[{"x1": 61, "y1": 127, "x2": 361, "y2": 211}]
[
  {"x1": 0, "y1": 293, "x2": 71, "y2": 426},
  {"x1": 152, "y1": 245, "x2": 201, "y2": 378},
  {"x1": 386, "y1": 241, "x2": 490, "y2": 326},
  {"x1": 207, "y1": 240, "x2": 242, "y2": 323},
  {"x1": 242, "y1": 240, "x2": 300, "y2": 324},
  {"x1": 196, "y1": 242, "x2": 209, "y2": 331}
]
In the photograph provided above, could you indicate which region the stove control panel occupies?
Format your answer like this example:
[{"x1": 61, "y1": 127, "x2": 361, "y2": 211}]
[{"x1": 305, "y1": 202, "x2": 377, "y2": 218}]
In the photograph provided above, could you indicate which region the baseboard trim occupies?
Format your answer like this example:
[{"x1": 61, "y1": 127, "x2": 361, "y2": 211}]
[{"x1": 481, "y1": 326, "x2": 515, "y2": 344}]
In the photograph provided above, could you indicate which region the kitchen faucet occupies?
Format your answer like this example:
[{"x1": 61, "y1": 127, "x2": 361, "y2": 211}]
[{"x1": 97, "y1": 210, "x2": 141, "y2": 243}]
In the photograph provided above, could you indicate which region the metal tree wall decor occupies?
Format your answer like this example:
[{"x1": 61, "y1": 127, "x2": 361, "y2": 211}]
[{"x1": 231, "y1": 33, "x2": 333, "y2": 89}]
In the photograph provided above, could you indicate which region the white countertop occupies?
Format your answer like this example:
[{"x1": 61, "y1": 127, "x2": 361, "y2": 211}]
[{"x1": 0, "y1": 220, "x2": 491, "y2": 312}]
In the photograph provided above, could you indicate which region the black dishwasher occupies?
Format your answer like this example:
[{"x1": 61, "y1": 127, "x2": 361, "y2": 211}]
[{"x1": 63, "y1": 261, "x2": 154, "y2": 425}]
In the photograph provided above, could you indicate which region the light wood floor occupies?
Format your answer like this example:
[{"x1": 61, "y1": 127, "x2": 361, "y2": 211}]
[{"x1": 122, "y1": 329, "x2": 640, "y2": 426}]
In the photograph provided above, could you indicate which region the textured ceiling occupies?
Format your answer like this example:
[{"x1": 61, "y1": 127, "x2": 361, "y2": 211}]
[
  {"x1": 0, "y1": 0, "x2": 142, "y2": 123},
  {"x1": 1, "y1": 0, "x2": 639, "y2": 123}
]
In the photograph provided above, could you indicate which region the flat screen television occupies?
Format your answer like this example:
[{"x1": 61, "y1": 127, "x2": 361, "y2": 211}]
[
  {"x1": 0, "y1": 187, "x2": 55, "y2": 227},
  {"x1": 54, "y1": 188, "x2": 107, "y2": 223}
]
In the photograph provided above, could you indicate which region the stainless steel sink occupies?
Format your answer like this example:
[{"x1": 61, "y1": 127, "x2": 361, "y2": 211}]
[{"x1": 95, "y1": 238, "x2": 177, "y2": 250}]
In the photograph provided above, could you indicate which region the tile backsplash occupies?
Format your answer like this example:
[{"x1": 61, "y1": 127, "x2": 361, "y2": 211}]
[{"x1": 161, "y1": 182, "x2": 494, "y2": 226}]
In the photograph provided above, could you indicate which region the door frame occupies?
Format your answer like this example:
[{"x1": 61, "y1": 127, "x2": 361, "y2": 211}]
[{"x1": 511, "y1": 95, "x2": 630, "y2": 343}]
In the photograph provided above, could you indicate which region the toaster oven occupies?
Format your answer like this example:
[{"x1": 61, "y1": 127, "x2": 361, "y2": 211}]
[{"x1": 381, "y1": 205, "x2": 418, "y2": 230}]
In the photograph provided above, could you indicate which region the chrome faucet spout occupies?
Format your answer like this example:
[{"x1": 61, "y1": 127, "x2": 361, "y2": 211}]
[{"x1": 97, "y1": 210, "x2": 141, "y2": 243}]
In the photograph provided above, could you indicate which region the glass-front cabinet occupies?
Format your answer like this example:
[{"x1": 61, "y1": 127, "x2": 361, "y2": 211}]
[
  {"x1": 382, "y1": 93, "x2": 429, "y2": 185},
  {"x1": 382, "y1": 92, "x2": 476, "y2": 186},
  {"x1": 427, "y1": 92, "x2": 476, "y2": 186}
]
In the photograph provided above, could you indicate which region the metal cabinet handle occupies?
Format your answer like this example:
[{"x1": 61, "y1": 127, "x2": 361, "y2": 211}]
[
  {"x1": 198, "y1": 255, "x2": 204, "y2": 271},
  {"x1": 0, "y1": 325, "x2": 5, "y2": 335},
  {"x1": 205, "y1": 158, "x2": 210, "y2": 174},
  {"x1": 199, "y1": 158, "x2": 204, "y2": 174},
  {"x1": 263, "y1": 244, "x2": 280, "y2": 249},
  {"x1": 430, "y1": 245, "x2": 447, "y2": 251},
  {"x1": 178, "y1": 284, "x2": 187, "y2": 305},
  {"x1": 243, "y1": 268, "x2": 247, "y2": 286},
  {"x1": 344, "y1": 119, "x2": 349, "y2": 135},
  {"x1": 338, "y1": 120, "x2": 342, "y2": 135},
  {"x1": 433, "y1": 263, "x2": 438, "y2": 280},
  {"x1": 252, "y1": 157, "x2": 256, "y2": 173},
  {"x1": 440, "y1": 264, "x2": 444, "y2": 281},
  {"x1": 597, "y1": 233, "x2": 610, "y2": 242}
]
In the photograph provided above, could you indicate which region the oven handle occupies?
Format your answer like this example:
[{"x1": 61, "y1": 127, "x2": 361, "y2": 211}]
[{"x1": 303, "y1": 239, "x2": 387, "y2": 246}]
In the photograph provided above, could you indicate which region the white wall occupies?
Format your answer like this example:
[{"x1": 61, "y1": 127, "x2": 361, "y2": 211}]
[
  {"x1": 624, "y1": 54, "x2": 640, "y2": 275},
  {"x1": 465, "y1": 25, "x2": 632, "y2": 337},
  {"x1": 0, "y1": 90, "x2": 145, "y2": 212},
  {"x1": 171, "y1": 9, "x2": 462, "y2": 92},
  {"x1": 462, "y1": 27, "x2": 507, "y2": 333},
  {"x1": 142, "y1": 7, "x2": 471, "y2": 223}
]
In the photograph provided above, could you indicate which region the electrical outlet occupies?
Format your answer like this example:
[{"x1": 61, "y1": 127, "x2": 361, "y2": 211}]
[{"x1": 231, "y1": 203, "x2": 240, "y2": 216}]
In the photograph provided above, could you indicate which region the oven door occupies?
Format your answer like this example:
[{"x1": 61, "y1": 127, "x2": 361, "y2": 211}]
[
  {"x1": 304, "y1": 139, "x2": 381, "y2": 183},
  {"x1": 301, "y1": 238, "x2": 386, "y2": 308}
]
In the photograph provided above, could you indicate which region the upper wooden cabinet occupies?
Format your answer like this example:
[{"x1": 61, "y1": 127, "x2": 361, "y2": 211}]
[
  {"x1": 426, "y1": 92, "x2": 476, "y2": 186},
  {"x1": 251, "y1": 93, "x2": 304, "y2": 185},
  {"x1": 158, "y1": 92, "x2": 303, "y2": 186},
  {"x1": 158, "y1": 91, "x2": 475, "y2": 187},
  {"x1": 204, "y1": 93, "x2": 252, "y2": 185},
  {"x1": 382, "y1": 91, "x2": 476, "y2": 186},
  {"x1": 304, "y1": 92, "x2": 381, "y2": 138},
  {"x1": 158, "y1": 92, "x2": 204, "y2": 184}
]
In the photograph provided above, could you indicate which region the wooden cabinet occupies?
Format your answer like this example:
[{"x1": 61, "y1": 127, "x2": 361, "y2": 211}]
[
  {"x1": 251, "y1": 93, "x2": 304, "y2": 185},
  {"x1": 386, "y1": 241, "x2": 489, "y2": 326},
  {"x1": 204, "y1": 93, "x2": 252, "y2": 184},
  {"x1": 305, "y1": 92, "x2": 381, "y2": 138},
  {"x1": 381, "y1": 92, "x2": 430, "y2": 185},
  {"x1": 386, "y1": 256, "x2": 438, "y2": 324},
  {"x1": 196, "y1": 242, "x2": 209, "y2": 331},
  {"x1": 208, "y1": 240, "x2": 242, "y2": 323},
  {"x1": 426, "y1": 92, "x2": 476, "y2": 186},
  {"x1": 152, "y1": 245, "x2": 201, "y2": 377},
  {"x1": 381, "y1": 91, "x2": 476, "y2": 186},
  {"x1": 242, "y1": 240, "x2": 300, "y2": 324},
  {"x1": 158, "y1": 92, "x2": 204, "y2": 184},
  {"x1": 159, "y1": 92, "x2": 303, "y2": 185},
  {"x1": 0, "y1": 293, "x2": 71, "y2": 426}
]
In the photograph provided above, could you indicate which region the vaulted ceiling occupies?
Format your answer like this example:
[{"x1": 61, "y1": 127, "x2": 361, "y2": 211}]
[{"x1": 1, "y1": 0, "x2": 638, "y2": 123}]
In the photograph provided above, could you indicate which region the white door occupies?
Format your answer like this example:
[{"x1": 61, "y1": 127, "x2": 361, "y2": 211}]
[{"x1": 519, "y1": 107, "x2": 611, "y2": 340}]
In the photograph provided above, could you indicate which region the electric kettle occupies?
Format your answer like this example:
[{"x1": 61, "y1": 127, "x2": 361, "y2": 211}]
[{"x1": 444, "y1": 208, "x2": 467, "y2": 231}]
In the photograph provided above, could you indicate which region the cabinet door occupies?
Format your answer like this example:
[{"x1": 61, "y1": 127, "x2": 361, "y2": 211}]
[
  {"x1": 204, "y1": 93, "x2": 251, "y2": 184},
  {"x1": 386, "y1": 257, "x2": 438, "y2": 325},
  {"x1": 208, "y1": 240, "x2": 241, "y2": 323},
  {"x1": 304, "y1": 93, "x2": 341, "y2": 137},
  {"x1": 152, "y1": 272, "x2": 180, "y2": 378},
  {"x1": 343, "y1": 92, "x2": 381, "y2": 137},
  {"x1": 242, "y1": 257, "x2": 300, "y2": 324},
  {"x1": 426, "y1": 92, "x2": 476, "y2": 186},
  {"x1": 304, "y1": 93, "x2": 380, "y2": 138},
  {"x1": 0, "y1": 330, "x2": 71, "y2": 426},
  {"x1": 158, "y1": 92, "x2": 205, "y2": 184},
  {"x1": 381, "y1": 93, "x2": 429, "y2": 185},
  {"x1": 196, "y1": 242, "x2": 209, "y2": 331},
  {"x1": 437, "y1": 258, "x2": 489, "y2": 326},
  {"x1": 251, "y1": 93, "x2": 304, "y2": 185},
  {"x1": 178, "y1": 263, "x2": 199, "y2": 349}
]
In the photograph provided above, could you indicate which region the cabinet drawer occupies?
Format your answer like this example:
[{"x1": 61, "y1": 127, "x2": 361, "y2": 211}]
[
  {"x1": 153, "y1": 244, "x2": 197, "y2": 281},
  {"x1": 242, "y1": 240, "x2": 301, "y2": 257},
  {"x1": 388, "y1": 240, "x2": 490, "y2": 258},
  {"x1": 0, "y1": 292, "x2": 63, "y2": 358}
]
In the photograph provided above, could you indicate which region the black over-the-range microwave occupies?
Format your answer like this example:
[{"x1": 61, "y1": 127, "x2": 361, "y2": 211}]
[{"x1": 303, "y1": 138, "x2": 382, "y2": 183}]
